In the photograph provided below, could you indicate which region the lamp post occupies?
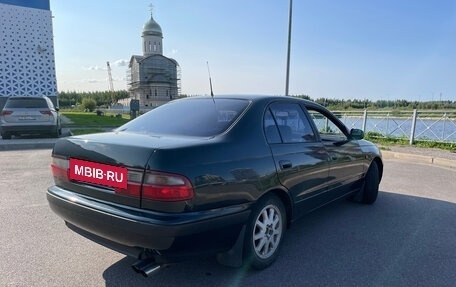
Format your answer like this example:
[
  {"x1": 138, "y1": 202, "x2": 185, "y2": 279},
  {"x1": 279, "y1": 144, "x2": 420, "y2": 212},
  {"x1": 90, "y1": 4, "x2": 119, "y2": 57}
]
[{"x1": 285, "y1": 0, "x2": 293, "y2": 97}]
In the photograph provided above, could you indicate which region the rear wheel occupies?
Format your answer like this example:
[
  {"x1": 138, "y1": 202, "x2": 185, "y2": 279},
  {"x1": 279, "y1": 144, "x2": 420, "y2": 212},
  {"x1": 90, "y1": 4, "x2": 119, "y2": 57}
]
[
  {"x1": 52, "y1": 126, "x2": 60, "y2": 138},
  {"x1": 244, "y1": 194, "x2": 286, "y2": 270},
  {"x1": 1, "y1": 132, "x2": 11, "y2": 140}
]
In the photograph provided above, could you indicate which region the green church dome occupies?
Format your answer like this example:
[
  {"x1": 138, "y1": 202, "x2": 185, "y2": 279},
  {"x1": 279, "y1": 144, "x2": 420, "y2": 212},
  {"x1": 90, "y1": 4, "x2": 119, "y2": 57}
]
[{"x1": 143, "y1": 15, "x2": 162, "y2": 37}]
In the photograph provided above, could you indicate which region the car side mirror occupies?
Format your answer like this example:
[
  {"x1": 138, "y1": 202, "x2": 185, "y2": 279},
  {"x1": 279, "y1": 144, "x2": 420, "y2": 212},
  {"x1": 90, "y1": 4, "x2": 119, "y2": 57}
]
[
  {"x1": 350, "y1": 128, "x2": 364, "y2": 140},
  {"x1": 55, "y1": 107, "x2": 60, "y2": 112}
]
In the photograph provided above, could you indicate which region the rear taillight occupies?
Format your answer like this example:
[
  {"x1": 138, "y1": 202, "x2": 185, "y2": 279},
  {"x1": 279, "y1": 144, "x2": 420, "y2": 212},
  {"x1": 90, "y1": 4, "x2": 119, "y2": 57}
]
[
  {"x1": 51, "y1": 156, "x2": 69, "y2": 181},
  {"x1": 116, "y1": 170, "x2": 194, "y2": 202},
  {"x1": 141, "y1": 171, "x2": 194, "y2": 202},
  {"x1": 1, "y1": 110, "x2": 13, "y2": 116},
  {"x1": 40, "y1": 110, "x2": 53, "y2": 115}
]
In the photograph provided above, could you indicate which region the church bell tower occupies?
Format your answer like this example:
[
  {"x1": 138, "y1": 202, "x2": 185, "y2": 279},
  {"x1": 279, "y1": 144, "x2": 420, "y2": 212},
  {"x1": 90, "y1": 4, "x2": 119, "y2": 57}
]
[{"x1": 142, "y1": 6, "x2": 163, "y2": 56}]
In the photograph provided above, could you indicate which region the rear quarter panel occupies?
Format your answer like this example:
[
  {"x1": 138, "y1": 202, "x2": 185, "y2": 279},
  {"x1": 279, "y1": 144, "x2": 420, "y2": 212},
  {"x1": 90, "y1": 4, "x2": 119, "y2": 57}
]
[{"x1": 145, "y1": 100, "x2": 280, "y2": 212}]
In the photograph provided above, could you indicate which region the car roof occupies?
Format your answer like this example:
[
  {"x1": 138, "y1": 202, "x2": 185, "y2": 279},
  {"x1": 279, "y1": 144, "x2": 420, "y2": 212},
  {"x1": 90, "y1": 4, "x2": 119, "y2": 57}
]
[
  {"x1": 183, "y1": 94, "x2": 324, "y2": 108},
  {"x1": 186, "y1": 94, "x2": 294, "y2": 100},
  {"x1": 7, "y1": 96, "x2": 49, "y2": 100}
]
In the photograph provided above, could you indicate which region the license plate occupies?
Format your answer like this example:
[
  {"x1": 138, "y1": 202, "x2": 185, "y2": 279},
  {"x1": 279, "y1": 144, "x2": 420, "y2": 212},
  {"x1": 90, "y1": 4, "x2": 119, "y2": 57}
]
[
  {"x1": 19, "y1": 116, "x2": 35, "y2": 120},
  {"x1": 69, "y1": 158, "x2": 128, "y2": 189}
]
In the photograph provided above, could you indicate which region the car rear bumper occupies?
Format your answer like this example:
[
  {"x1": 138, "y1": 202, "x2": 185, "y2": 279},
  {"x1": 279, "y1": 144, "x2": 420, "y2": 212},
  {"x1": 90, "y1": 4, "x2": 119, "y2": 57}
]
[
  {"x1": 1, "y1": 123, "x2": 58, "y2": 133},
  {"x1": 47, "y1": 185, "x2": 251, "y2": 261}
]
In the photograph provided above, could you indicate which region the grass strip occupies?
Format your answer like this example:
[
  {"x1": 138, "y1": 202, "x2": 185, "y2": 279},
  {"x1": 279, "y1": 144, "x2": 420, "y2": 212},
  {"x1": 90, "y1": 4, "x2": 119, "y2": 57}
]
[{"x1": 62, "y1": 112, "x2": 130, "y2": 127}]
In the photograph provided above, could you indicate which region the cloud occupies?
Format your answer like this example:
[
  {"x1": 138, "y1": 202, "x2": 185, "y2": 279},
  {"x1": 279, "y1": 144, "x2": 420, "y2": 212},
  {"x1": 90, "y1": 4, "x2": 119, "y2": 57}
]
[
  {"x1": 171, "y1": 49, "x2": 178, "y2": 55},
  {"x1": 114, "y1": 59, "x2": 128, "y2": 67},
  {"x1": 84, "y1": 65, "x2": 106, "y2": 71},
  {"x1": 83, "y1": 60, "x2": 128, "y2": 71},
  {"x1": 103, "y1": 77, "x2": 126, "y2": 82},
  {"x1": 85, "y1": 79, "x2": 105, "y2": 84}
]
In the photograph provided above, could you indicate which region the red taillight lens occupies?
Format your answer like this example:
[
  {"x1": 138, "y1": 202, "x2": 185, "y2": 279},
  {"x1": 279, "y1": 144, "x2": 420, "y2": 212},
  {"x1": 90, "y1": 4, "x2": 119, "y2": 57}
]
[
  {"x1": 142, "y1": 171, "x2": 194, "y2": 202},
  {"x1": 115, "y1": 170, "x2": 193, "y2": 201},
  {"x1": 1, "y1": 110, "x2": 13, "y2": 116},
  {"x1": 40, "y1": 110, "x2": 53, "y2": 115},
  {"x1": 51, "y1": 156, "x2": 69, "y2": 181}
]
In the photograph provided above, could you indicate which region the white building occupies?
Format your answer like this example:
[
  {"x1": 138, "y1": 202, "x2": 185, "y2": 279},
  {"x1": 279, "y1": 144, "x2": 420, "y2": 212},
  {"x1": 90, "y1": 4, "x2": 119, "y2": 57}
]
[
  {"x1": 0, "y1": 0, "x2": 58, "y2": 109},
  {"x1": 122, "y1": 8, "x2": 180, "y2": 108}
]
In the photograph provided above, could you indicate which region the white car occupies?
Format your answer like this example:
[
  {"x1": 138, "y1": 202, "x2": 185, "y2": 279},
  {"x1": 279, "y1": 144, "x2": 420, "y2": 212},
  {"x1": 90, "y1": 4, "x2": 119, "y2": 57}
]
[{"x1": 0, "y1": 96, "x2": 61, "y2": 139}]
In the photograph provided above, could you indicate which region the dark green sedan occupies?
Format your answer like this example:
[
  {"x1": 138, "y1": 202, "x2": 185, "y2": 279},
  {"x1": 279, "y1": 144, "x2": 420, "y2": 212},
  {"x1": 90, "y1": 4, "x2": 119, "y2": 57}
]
[{"x1": 47, "y1": 95, "x2": 382, "y2": 276}]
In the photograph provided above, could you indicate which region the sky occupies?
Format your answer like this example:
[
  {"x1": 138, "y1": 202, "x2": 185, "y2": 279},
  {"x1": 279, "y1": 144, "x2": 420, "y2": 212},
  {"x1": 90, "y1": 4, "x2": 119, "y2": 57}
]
[{"x1": 50, "y1": 0, "x2": 456, "y2": 102}]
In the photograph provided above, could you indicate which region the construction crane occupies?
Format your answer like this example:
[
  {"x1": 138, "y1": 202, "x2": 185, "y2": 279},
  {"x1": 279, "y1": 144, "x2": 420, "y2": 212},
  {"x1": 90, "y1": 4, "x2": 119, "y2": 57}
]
[{"x1": 106, "y1": 61, "x2": 116, "y2": 104}]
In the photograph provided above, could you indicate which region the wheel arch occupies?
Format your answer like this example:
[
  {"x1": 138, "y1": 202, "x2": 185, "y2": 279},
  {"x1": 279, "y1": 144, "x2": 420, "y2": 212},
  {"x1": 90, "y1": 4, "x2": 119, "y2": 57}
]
[
  {"x1": 260, "y1": 188, "x2": 293, "y2": 228},
  {"x1": 373, "y1": 156, "x2": 383, "y2": 182}
]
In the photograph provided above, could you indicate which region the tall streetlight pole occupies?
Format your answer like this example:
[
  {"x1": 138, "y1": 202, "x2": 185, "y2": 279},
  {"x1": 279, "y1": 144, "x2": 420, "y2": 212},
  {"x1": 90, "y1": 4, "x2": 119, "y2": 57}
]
[{"x1": 285, "y1": 0, "x2": 293, "y2": 97}]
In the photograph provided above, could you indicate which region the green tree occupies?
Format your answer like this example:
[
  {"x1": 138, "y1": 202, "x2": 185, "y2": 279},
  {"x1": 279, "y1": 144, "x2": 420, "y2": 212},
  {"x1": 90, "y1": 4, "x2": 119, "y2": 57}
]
[
  {"x1": 58, "y1": 90, "x2": 130, "y2": 108},
  {"x1": 82, "y1": 98, "x2": 97, "y2": 112}
]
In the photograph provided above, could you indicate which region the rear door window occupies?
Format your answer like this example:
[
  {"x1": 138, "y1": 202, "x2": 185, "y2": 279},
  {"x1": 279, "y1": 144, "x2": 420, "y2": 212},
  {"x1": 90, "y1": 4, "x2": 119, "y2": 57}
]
[{"x1": 265, "y1": 102, "x2": 316, "y2": 143}]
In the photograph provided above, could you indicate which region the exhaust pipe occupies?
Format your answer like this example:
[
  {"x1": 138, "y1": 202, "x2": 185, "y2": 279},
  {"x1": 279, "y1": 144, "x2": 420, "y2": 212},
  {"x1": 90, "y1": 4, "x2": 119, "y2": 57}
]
[{"x1": 132, "y1": 258, "x2": 161, "y2": 277}]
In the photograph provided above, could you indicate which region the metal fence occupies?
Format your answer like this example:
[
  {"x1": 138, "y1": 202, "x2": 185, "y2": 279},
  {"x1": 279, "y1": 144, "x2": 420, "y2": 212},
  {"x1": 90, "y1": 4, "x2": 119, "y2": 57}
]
[{"x1": 335, "y1": 110, "x2": 456, "y2": 144}]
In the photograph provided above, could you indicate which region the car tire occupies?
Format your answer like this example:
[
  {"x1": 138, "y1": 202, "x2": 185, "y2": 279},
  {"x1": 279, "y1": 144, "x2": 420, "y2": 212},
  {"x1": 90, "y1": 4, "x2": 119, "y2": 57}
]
[
  {"x1": 359, "y1": 161, "x2": 380, "y2": 204},
  {"x1": 1, "y1": 132, "x2": 12, "y2": 140},
  {"x1": 53, "y1": 126, "x2": 60, "y2": 138},
  {"x1": 244, "y1": 194, "x2": 286, "y2": 270}
]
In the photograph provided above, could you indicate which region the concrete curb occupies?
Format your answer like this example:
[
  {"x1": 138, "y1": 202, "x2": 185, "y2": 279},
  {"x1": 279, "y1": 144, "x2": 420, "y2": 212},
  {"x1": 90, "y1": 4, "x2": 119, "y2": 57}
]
[
  {"x1": 0, "y1": 128, "x2": 71, "y2": 151},
  {"x1": 0, "y1": 142, "x2": 56, "y2": 151},
  {"x1": 381, "y1": 150, "x2": 456, "y2": 169}
]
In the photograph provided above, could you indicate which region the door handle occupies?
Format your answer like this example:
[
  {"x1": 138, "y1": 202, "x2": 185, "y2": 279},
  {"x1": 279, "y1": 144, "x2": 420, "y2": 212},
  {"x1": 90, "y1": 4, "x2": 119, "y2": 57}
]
[{"x1": 279, "y1": 160, "x2": 292, "y2": 170}]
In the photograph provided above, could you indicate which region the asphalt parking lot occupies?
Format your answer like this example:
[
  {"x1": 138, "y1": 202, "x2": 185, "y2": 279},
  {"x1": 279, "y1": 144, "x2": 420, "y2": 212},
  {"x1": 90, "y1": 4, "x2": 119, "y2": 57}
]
[{"x1": 1, "y1": 149, "x2": 455, "y2": 287}]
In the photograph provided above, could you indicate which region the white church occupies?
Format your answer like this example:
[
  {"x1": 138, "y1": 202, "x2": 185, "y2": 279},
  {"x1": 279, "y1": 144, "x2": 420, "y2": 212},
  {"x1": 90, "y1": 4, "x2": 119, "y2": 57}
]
[{"x1": 121, "y1": 7, "x2": 181, "y2": 108}]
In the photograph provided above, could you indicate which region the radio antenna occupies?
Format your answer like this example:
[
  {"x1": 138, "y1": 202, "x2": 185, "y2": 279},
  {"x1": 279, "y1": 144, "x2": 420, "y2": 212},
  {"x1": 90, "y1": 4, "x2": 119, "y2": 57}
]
[{"x1": 206, "y1": 61, "x2": 214, "y2": 97}]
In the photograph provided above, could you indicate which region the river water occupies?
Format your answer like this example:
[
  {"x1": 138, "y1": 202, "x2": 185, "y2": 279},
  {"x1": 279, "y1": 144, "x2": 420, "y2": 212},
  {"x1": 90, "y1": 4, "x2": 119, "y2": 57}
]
[{"x1": 340, "y1": 115, "x2": 456, "y2": 142}]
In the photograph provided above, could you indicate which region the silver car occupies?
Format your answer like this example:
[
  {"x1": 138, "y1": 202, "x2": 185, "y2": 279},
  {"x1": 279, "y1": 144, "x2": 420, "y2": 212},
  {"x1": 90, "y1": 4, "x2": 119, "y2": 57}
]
[{"x1": 0, "y1": 96, "x2": 61, "y2": 140}]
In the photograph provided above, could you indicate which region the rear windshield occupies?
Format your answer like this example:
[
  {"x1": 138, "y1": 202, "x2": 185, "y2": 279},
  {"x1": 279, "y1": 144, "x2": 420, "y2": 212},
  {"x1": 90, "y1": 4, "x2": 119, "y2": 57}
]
[
  {"x1": 117, "y1": 98, "x2": 250, "y2": 137},
  {"x1": 5, "y1": 98, "x2": 48, "y2": 109}
]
